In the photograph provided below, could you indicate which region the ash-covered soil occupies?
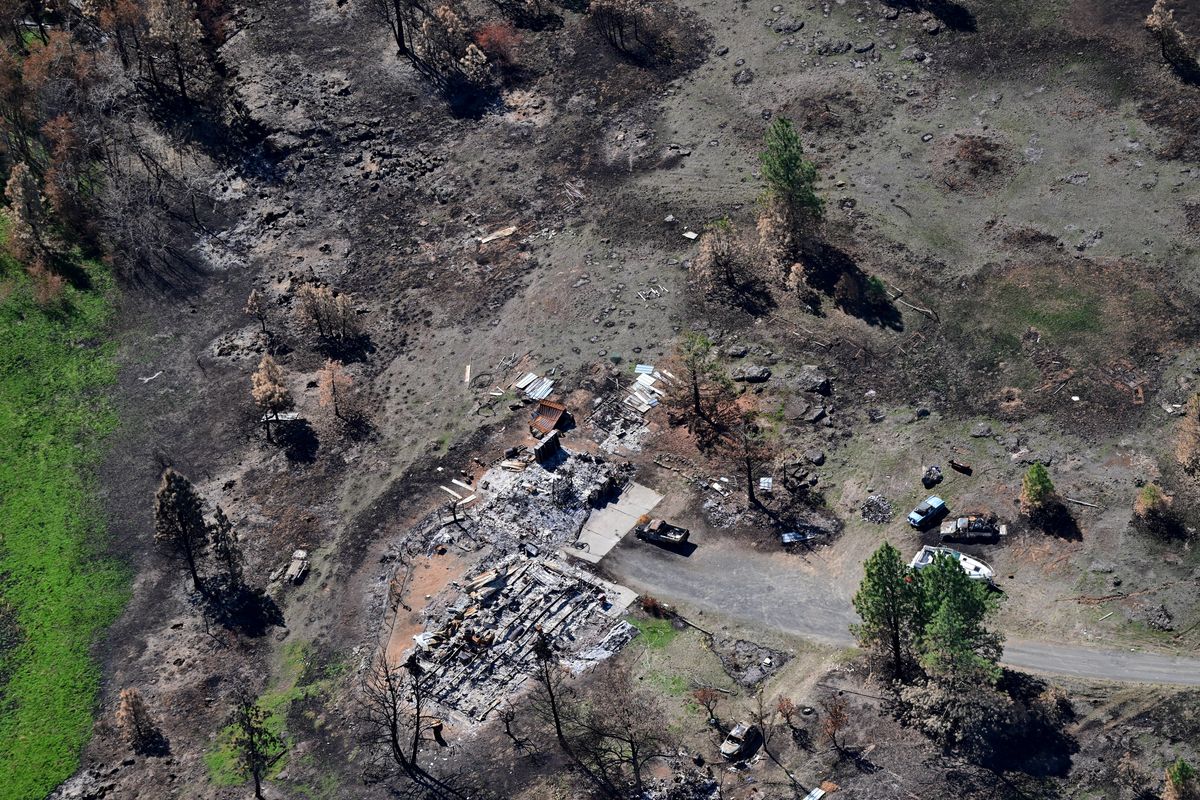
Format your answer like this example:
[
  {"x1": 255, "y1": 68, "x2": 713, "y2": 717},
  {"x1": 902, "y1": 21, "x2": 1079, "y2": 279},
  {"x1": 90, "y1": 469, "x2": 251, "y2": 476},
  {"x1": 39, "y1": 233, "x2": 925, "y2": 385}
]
[{"x1": 72, "y1": 0, "x2": 1200, "y2": 797}]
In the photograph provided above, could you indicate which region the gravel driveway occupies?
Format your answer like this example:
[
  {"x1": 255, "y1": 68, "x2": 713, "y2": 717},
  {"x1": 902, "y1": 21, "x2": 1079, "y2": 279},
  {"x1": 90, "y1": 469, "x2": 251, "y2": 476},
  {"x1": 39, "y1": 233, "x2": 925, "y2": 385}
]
[{"x1": 601, "y1": 533, "x2": 1200, "y2": 686}]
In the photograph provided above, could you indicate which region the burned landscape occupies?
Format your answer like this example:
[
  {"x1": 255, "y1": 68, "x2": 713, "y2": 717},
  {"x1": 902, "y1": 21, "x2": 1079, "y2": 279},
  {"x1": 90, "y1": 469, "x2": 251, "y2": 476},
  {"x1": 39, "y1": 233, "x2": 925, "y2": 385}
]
[{"x1": 1, "y1": 0, "x2": 1200, "y2": 798}]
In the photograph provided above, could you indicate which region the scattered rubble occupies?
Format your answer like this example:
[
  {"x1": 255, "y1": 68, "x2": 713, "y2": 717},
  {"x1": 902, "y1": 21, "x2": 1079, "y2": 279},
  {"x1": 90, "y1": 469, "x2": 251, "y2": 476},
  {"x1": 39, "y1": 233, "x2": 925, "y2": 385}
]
[{"x1": 861, "y1": 495, "x2": 895, "y2": 524}]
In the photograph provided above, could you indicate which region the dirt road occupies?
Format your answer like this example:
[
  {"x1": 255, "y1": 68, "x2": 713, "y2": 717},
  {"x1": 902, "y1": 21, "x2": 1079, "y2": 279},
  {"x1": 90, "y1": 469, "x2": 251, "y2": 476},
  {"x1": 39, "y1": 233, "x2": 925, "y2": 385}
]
[{"x1": 601, "y1": 535, "x2": 1200, "y2": 687}]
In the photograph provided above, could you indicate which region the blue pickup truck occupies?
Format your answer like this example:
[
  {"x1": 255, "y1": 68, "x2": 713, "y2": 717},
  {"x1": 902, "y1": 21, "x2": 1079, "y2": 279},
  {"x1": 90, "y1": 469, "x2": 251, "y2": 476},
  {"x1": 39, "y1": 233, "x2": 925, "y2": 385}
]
[{"x1": 908, "y1": 496, "x2": 948, "y2": 529}]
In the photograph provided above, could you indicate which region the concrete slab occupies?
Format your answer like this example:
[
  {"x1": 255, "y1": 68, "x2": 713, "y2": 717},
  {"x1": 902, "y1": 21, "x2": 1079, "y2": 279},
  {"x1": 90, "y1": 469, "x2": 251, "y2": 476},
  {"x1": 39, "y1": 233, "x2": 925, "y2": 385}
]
[{"x1": 562, "y1": 481, "x2": 663, "y2": 564}]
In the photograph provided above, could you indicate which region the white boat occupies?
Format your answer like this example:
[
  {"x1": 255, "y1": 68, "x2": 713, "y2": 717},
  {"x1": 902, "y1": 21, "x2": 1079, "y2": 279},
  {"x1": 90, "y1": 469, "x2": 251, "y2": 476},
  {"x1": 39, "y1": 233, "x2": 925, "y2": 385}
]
[{"x1": 910, "y1": 545, "x2": 995, "y2": 582}]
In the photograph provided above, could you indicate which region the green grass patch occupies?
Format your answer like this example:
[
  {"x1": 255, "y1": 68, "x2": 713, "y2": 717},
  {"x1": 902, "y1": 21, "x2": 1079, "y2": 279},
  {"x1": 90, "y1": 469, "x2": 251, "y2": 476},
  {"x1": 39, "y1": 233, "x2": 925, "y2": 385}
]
[
  {"x1": 628, "y1": 617, "x2": 680, "y2": 650},
  {"x1": 647, "y1": 671, "x2": 689, "y2": 696},
  {"x1": 0, "y1": 243, "x2": 128, "y2": 800},
  {"x1": 993, "y1": 279, "x2": 1102, "y2": 339},
  {"x1": 205, "y1": 641, "x2": 345, "y2": 790}
]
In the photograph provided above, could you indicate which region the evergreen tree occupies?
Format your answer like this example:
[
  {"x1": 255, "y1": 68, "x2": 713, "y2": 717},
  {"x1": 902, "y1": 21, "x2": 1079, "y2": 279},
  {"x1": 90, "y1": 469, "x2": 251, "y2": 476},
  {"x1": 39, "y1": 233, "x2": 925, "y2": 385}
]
[
  {"x1": 1021, "y1": 462, "x2": 1055, "y2": 512},
  {"x1": 917, "y1": 554, "x2": 1002, "y2": 686},
  {"x1": 230, "y1": 694, "x2": 284, "y2": 800},
  {"x1": 851, "y1": 542, "x2": 923, "y2": 681},
  {"x1": 760, "y1": 117, "x2": 823, "y2": 220},
  {"x1": 209, "y1": 505, "x2": 242, "y2": 588},
  {"x1": 1165, "y1": 758, "x2": 1198, "y2": 800},
  {"x1": 153, "y1": 468, "x2": 209, "y2": 594}
]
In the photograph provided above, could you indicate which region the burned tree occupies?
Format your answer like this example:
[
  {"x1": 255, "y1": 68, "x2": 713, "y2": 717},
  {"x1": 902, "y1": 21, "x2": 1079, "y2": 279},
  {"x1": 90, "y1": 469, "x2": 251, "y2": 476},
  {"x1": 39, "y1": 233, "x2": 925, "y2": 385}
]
[
  {"x1": 589, "y1": 0, "x2": 672, "y2": 63},
  {"x1": 358, "y1": 652, "x2": 464, "y2": 796},
  {"x1": 1146, "y1": 0, "x2": 1200, "y2": 83},
  {"x1": 1176, "y1": 393, "x2": 1200, "y2": 472},
  {"x1": 244, "y1": 289, "x2": 268, "y2": 334},
  {"x1": 145, "y1": 0, "x2": 209, "y2": 101},
  {"x1": 294, "y1": 284, "x2": 362, "y2": 354},
  {"x1": 692, "y1": 218, "x2": 745, "y2": 292},
  {"x1": 820, "y1": 696, "x2": 849, "y2": 756},
  {"x1": 667, "y1": 331, "x2": 730, "y2": 438},
  {"x1": 3, "y1": 161, "x2": 50, "y2": 261},
  {"x1": 153, "y1": 468, "x2": 210, "y2": 594},
  {"x1": 208, "y1": 505, "x2": 243, "y2": 588},
  {"x1": 115, "y1": 688, "x2": 164, "y2": 754},
  {"x1": 692, "y1": 686, "x2": 722, "y2": 724},
  {"x1": 318, "y1": 358, "x2": 354, "y2": 421},
  {"x1": 720, "y1": 411, "x2": 775, "y2": 507},
  {"x1": 367, "y1": 0, "x2": 424, "y2": 55},
  {"x1": 251, "y1": 354, "x2": 293, "y2": 443}
]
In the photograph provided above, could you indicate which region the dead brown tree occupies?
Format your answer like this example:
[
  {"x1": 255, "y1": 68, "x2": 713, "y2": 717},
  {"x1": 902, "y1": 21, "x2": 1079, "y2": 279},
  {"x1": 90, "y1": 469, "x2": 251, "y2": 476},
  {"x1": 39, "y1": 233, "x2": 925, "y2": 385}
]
[
  {"x1": 115, "y1": 688, "x2": 165, "y2": 754},
  {"x1": 820, "y1": 696, "x2": 849, "y2": 757},
  {"x1": 1146, "y1": 0, "x2": 1200, "y2": 82},
  {"x1": 250, "y1": 354, "x2": 293, "y2": 443}
]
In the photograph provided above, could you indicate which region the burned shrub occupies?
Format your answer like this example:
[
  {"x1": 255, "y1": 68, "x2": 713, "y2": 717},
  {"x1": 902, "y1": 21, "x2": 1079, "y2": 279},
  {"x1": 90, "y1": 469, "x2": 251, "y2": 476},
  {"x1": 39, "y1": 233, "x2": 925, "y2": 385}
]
[
  {"x1": 474, "y1": 21, "x2": 523, "y2": 67},
  {"x1": 589, "y1": 0, "x2": 681, "y2": 65},
  {"x1": 892, "y1": 674, "x2": 1076, "y2": 775}
]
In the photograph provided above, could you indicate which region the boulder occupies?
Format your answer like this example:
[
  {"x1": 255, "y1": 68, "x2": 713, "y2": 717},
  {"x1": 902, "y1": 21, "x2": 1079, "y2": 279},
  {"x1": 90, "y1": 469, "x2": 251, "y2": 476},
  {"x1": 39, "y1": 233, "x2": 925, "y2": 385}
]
[
  {"x1": 732, "y1": 365, "x2": 771, "y2": 383},
  {"x1": 796, "y1": 365, "x2": 831, "y2": 395}
]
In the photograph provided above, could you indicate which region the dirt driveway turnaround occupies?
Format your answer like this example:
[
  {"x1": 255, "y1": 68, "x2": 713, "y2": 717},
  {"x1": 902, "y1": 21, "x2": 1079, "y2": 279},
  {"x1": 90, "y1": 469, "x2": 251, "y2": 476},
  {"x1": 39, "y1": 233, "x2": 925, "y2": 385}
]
[{"x1": 601, "y1": 533, "x2": 1200, "y2": 687}]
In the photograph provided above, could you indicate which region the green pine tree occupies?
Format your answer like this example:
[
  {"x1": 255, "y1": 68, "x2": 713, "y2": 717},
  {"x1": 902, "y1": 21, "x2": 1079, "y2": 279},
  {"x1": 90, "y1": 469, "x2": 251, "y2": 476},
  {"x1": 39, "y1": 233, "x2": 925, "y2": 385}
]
[
  {"x1": 154, "y1": 469, "x2": 210, "y2": 595},
  {"x1": 1021, "y1": 462, "x2": 1055, "y2": 511},
  {"x1": 230, "y1": 695, "x2": 285, "y2": 800},
  {"x1": 760, "y1": 117, "x2": 823, "y2": 219},
  {"x1": 851, "y1": 542, "x2": 923, "y2": 681},
  {"x1": 917, "y1": 553, "x2": 1003, "y2": 686}
]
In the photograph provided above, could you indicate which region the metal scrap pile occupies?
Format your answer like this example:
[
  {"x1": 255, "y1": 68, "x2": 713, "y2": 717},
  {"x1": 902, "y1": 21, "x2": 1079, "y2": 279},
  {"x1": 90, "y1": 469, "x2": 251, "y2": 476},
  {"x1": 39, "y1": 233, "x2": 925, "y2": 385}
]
[
  {"x1": 861, "y1": 495, "x2": 895, "y2": 524},
  {"x1": 412, "y1": 555, "x2": 637, "y2": 721}
]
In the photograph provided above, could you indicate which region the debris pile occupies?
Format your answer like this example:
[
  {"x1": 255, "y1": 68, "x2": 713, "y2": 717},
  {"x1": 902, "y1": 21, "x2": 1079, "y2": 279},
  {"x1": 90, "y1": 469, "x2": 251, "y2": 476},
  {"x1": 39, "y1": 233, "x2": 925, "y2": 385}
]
[
  {"x1": 412, "y1": 555, "x2": 636, "y2": 721},
  {"x1": 711, "y1": 637, "x2": 790, "y2": 687},
  {"x1": 420, "y1": 448, "x2": 631, "y2": 561},
  {"x1": 922, "y1": 465, "x2": 943, "y2": 489},
  {"x1": 861, "y1": 495, "x2": 895, "y2": 524}
]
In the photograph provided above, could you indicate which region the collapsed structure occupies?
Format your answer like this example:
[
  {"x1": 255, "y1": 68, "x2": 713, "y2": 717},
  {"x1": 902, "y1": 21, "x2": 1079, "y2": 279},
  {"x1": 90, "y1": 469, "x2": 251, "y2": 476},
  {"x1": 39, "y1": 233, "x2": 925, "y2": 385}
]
[{"x1": 394, "y1": 442, "x2": 639, "y2": 722}]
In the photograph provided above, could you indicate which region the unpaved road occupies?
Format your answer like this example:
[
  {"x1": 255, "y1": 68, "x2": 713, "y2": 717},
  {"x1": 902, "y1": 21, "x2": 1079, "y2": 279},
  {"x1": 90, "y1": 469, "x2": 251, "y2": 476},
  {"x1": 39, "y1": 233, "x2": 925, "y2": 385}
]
[{"x1": 602, "y1": 534, "x2": 1200, "y2": 687}]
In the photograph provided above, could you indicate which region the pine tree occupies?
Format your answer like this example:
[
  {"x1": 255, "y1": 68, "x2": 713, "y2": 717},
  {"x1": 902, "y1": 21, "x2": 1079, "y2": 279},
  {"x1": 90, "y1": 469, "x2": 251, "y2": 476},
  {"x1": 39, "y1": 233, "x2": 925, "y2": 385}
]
[
  {"x1": 1021, "y1": 462, "x2": 1055, "y2": 512},
  {"x1": 209, "y1": 505, "x2": 242, "y2": 588},
  {"x1": 230, "y1": 694, "x2": 284, "y2": 800},
  {"x1": 115, "y1": 688, "x2": 160, "y2": 753},
  {"x1": 760, "y1": 117, "x2": 823, "y2": 221},
  {"x1": 251, "y1": 354, "x2": 293, "y2": 443},
  {"x1": 916, "y1": 553, "x2": 1002, "y2": 687},
  {"x1": 851, "y1": 542, "x2": 923, "y2": 682},
  {"x1": 1165, "y1": 758, "x2": 1198, "y2": 800},
  {"x1": 153, "y1": 468, "x2": 210, "y2": 594}
]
